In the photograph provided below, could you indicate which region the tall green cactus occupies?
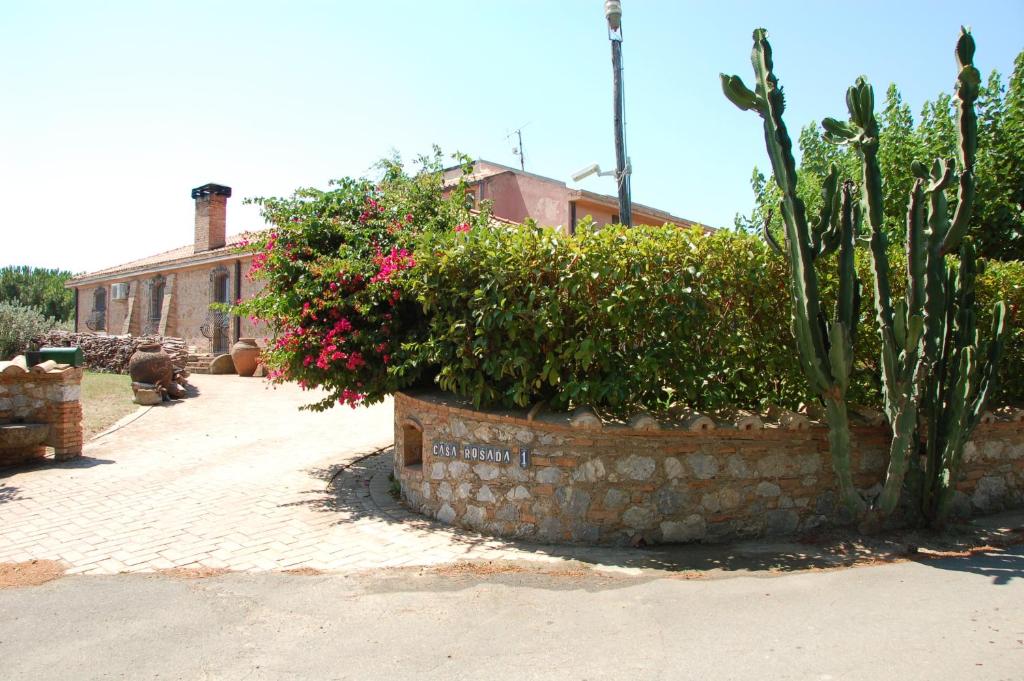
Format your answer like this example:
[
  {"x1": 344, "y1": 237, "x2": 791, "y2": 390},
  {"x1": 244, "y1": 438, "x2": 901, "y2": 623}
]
[
  {"x1": 826, "y1": 28, "x2": 1007, "y2": 523},
  {"x1": 723, "y1": 28, "x2": 1008, "y2": 524},
  {"x1": 721, "y1": 29, "x2": 866, "y2": 514}
]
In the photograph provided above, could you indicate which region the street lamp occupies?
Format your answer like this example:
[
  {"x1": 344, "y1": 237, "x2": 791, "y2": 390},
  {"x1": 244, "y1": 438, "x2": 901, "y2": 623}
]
[{"x1": 605, "y1": 0, "x2": 631, "y2": 226}]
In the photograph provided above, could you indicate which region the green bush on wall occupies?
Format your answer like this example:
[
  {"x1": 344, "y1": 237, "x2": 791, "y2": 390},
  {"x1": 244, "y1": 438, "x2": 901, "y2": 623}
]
[{"x1": 407, "y1": 221, "x2": 1022, "y2": 416}]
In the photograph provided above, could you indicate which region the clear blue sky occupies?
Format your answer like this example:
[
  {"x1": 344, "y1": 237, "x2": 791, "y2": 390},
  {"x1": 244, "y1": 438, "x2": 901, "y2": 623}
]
[{"x1": 1, "y1": 0, "x2": 1021, "y2": 273}]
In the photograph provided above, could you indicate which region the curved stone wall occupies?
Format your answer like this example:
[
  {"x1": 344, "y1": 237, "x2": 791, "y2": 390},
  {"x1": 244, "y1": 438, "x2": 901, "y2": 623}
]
[{"x1": 394, "y1": 391, "x2": 1024, "y2": 545}]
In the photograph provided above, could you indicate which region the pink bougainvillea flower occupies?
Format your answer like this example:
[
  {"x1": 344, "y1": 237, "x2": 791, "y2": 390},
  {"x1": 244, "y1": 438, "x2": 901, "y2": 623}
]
[{"x1": 454, "y1": 222, "x2": 471, "y2": 233}]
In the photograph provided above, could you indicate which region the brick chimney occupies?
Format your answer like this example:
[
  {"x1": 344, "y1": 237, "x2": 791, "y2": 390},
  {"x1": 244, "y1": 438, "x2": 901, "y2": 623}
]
[{"x1": 191, "y1": 183, "x2": 232, "y2": 252}]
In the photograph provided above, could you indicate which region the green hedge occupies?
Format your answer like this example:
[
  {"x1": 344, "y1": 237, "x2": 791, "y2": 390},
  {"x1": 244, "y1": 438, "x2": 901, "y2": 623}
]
[{"x1": 408, "y1": 223, "x2": 1023, "y2": 415}]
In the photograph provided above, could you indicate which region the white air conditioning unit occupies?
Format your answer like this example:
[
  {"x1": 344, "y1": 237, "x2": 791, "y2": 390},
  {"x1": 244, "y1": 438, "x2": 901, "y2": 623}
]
[{"x1": 111, "y1": 283, "x2": 130, "y2": 300}]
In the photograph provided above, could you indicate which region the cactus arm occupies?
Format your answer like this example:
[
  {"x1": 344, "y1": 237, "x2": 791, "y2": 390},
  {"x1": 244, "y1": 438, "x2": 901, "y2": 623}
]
[
  {"x1": 723, "y1": 29, "x2": 864, "y2": 514},
  {"x1": 762, "y1": 209, "x2": 782, "y2": 255},
  {"x1": 835, "y1": 181, "x2": 860, "y2": 335},
  {"x1": 906, "y1": 179, "x2": 927, "y2": 317},
  {"x1": 942, "y1": 29, "x2": 982, "y2": 255},
  {"x1": 743, "y1": 28, "x2": 833, "y2": 393},
  {"x1": 877, "y1": 390, "x2": 920, "y2": 515},
  {"x1": 812, "y1": 165, "x2": 840, "y2": 257},
  {"x1": 967, "y1": 302, "x2": 1007, "y2": 431}
]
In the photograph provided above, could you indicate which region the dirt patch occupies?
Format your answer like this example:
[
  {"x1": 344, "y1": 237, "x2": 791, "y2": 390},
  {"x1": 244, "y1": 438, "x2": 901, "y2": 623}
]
[
  {"x1": 0, "y1": 560, "x2": 66, "y2": 588},
  {"x1": 420, "y1": 560, "x2": 601, "y2": 580},
  {"x1": 281, "y1": 567, "x2": 324, "y2": 576},
  {"x1": 157, "y1": 566, "x2": 231, "y2": 580}
]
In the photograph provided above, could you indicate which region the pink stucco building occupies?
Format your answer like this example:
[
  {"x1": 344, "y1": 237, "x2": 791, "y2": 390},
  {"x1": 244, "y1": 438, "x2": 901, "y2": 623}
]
[
  {"x1": 68, "y1": 162, "x2": 702, "y2": 354},
  {"x1": 443, "y1": 160, "x2": 700, "y2": 233}
]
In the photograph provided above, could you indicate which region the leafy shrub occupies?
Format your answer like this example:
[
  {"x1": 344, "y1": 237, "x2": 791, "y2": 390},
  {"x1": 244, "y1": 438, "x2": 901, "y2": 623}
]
[
  {"x1": 410, "y1": 224, "x2": 1023, "y2": 415},
  {"x1": 240, "y1": 157, "x2": 1023, "y2": 416},
  {"x1": 233, "y1": 151, "x2": 492, "y2": 409},
  {"x1": 0, "y1": 302, "x2": 69, "y2": 360}
]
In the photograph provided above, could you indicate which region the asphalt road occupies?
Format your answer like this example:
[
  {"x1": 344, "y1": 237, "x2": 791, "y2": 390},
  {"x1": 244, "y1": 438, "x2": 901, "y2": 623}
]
[{"x1": 1, "y1": 547, "x2": 1021, "y2": 681}]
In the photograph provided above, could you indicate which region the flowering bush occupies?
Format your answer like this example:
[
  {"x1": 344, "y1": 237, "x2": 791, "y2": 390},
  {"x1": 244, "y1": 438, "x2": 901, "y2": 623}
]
[
  {"x1": 238, "y1": 152, "x2": 1024, "y2": 416},
  {"x1": 233, "y1": 151, "x2": 492, "y2": 410}
]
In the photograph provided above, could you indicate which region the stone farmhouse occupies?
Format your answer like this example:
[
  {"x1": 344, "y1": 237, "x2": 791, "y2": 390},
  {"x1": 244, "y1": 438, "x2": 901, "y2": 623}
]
[{"x1": 68, "y1": 162, "x2": 700, "y2": 355}]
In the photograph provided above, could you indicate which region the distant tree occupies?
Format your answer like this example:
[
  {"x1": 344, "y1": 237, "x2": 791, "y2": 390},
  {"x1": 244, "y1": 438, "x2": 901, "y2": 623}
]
[
  {"x1": 0, "y1": 266, "x2": 75, "y2": 321},
  {"x1": 737, "y1": 49, "x2": 1024, "y2": 260}
]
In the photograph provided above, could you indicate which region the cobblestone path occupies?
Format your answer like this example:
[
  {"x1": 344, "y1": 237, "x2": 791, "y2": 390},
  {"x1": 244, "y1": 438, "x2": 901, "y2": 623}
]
[{"x1": 0, "y1": 376, "x2": 628, "y2": 574}]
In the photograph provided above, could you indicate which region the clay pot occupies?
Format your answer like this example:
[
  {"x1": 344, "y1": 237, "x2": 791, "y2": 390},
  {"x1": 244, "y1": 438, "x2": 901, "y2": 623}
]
[
  {"x1": 230, "y1": 338, "x2": 261, "y2": 377},
  {"x1": 128, "y1": 343, "x2": 173, "y2": 386}
]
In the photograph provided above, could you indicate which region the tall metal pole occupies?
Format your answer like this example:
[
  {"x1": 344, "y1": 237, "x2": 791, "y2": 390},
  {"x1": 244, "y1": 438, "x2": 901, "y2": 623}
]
[{"x1": 607, "y1": 2, "x2": 631, "y2": 226}]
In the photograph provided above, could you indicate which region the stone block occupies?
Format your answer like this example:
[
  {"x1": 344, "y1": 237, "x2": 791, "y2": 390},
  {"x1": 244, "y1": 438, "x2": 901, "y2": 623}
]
[
  {"x1": 437, "y1": 504, "x2": 457, "y2": 524},
  {"x1": 622, "y1": 504, "x2": 655, "y2": 529},
  {"x1": 603, "y1": 488, "x2": 628, "y2": 509},
  {"x1": 616, "y1": 454, "x2": 656, "y2": 481},
  {"x1": 571, "y1": 458, "x2": 606, "y2": 483},
  {"x1": 495, "y1": 504, "x2": 520, "y2": 522},
  {"x1": 507, "y1": 485, "x2": 531, "y2": 501},
  {"x1": 686, "y1": 453, "x2": 719, "y2": 480},
  {"x1": 555, "y1": 487, "x2": 590, "y2": 517},
  {"x1": 765, "y1": 509, "x2": 800, "y2": 535},
  {"x1": 656, "y1": 486, "x2": 686, "y2": 515},
  {"x1": 208, "y1": 353, "x2": 236, "y2": 374},
  {"x1": 133, "y1": 389, "x2": 162, "y2": 406},
  {"x1": 664, "y1": 457, "x2": 684, "y2": 479},
  {"x1": 755, "y1": 481, "x2": 781, "y2": 498},
  {"x1": 536, "y1": 466, "x2": 563, "y2": 484},
  {"x1": 464, "y1": 505, "x2": 486, "y2": 528},
  {"x1": 474, "y1": 463, "x2": 499, "y2": 480},
  {"x1": 437, "y1": 481, "x2": 453, "y2": 501},
  {"x1": 661, "y1": 515, "x2": 706, "y2": 543},
  {"x1": 476, "y1": 485, "x2": 496, "y2": 503},
  {"x1": 430, "y1": 462, "x2": 446, "y2": 480}
]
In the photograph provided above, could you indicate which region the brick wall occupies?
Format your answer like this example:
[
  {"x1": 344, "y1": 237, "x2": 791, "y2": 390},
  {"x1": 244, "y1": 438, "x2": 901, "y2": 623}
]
[
  {"x1": 0, "y1": 367, "x2": 84, "y2": 466},
  {"x1": 394, "y1": 391, "x2": 1024, "y2": 545}
]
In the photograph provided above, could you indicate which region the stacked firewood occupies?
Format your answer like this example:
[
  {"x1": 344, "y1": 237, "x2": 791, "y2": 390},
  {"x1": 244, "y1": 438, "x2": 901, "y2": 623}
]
[{"x1": 32, "y1": 331, "x2": 190, "y2": 373}]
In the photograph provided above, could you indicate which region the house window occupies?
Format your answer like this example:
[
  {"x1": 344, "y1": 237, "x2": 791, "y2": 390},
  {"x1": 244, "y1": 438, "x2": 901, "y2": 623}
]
[
  {"x1": 148, "y1": 275, "x2": 165, "y2": 334},
  {"x1": 87, "y1": 287, "x2": 106, "y2": 331},
  {"x1": 612, "y1": 213, "x2": 620, "y2": 224},
  {"x1": 210, "y1": 267, "x2": 230, "y2": 354}
]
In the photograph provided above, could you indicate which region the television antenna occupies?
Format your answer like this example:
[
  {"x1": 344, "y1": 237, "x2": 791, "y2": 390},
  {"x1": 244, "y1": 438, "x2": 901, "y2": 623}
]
[{"x1": 505, "y1": 122, "x2": 530, "y2": 171}]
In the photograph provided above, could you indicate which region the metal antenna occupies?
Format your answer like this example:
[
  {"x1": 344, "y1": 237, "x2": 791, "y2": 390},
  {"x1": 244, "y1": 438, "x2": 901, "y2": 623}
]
[{"x1": 506, "y1": 123, "x2": 530, "y2": 171}]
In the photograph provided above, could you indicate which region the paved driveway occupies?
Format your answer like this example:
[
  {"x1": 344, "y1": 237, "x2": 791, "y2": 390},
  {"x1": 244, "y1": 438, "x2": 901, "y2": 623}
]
[
  {"x1": 0, "y1": 376, "x2": 407, "y2": 573},
  {"x1": 0, "y1": 375, "x2": 629, "y2": 575},
  {"x1": 2, "y1": 375, "x2": 1022, "y2": 579}
]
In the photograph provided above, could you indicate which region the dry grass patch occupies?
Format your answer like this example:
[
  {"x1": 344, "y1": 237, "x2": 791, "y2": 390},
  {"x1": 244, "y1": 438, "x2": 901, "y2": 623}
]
[{"x1": 81, "y1": 371, "x2": 136, "y2": 439}]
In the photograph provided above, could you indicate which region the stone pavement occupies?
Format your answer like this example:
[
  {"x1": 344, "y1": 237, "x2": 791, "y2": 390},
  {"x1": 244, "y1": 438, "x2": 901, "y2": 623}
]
[
  {"x1": 0, "y1": 375, "x2": 632, "y2": 575},
  {"x1": 3, "y1": 374, "x2": 1022, "y2": 578}
]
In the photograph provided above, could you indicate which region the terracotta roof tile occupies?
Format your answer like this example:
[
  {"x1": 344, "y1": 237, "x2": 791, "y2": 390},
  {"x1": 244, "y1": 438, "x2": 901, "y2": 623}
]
[{"x1": 69, "y1": 232, "x2": 257, "y2": 284}]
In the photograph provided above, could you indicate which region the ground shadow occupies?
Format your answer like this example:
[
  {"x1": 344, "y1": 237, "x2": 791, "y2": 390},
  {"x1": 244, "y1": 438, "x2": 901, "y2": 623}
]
[
  {"x1": 1, "y1": 455, "x2": 115, "y2": 477},
  {"x1": 158, "y1": 383, "x2": 202, "y2": 406},
  {"x1": 287, "y1": 449, "x2": 974, "y2": 577},
  {"x1": 0, "y1": 484, "x2": 23, "y2": 505},
  {"x1": 915, "y1": 544, "x2": 1024, "y2": 585}
]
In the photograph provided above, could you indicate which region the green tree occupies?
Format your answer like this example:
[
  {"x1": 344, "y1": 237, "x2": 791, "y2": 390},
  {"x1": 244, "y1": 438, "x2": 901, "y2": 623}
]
[
  {"x1": 0, "y1": 266, "x2": 75, "y2": 321},
  {"x1": 877, "y1": 83, "x2": 920, "y2": 240},
  {"x1": 741, "y1": 49, "x2": 1024, "y2": 260}
]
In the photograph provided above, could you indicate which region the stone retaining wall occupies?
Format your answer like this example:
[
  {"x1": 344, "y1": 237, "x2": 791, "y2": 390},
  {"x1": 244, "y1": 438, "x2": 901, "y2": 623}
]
[
  {"x1": 0, "y1": 367, "x2": 84, "y2": 466},
  {"x1": 394, "y1": 391, "x2": 1024, "y2": 545}
]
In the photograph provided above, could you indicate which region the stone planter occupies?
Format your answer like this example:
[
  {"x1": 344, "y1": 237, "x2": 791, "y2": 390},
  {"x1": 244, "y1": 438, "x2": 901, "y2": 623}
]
[
  {"x1": 230, "y1": 338, "x2": 261, "y2": 377},
  {"x1": 128, "y1": 343, "x2": 173, "y2": 386},
  {"x1": 393, "y1": 391, "x2": 1024, "y2": 546}
]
